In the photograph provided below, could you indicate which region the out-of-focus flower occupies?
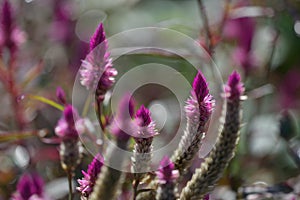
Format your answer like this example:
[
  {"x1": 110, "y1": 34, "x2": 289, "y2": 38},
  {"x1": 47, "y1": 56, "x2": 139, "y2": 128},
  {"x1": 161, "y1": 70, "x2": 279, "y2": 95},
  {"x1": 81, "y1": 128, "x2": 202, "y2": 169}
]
[
  {"x1": 0, "y1": 0, "x2": 26, "y2": 55},
  {"x1": 56, "y1": 87, "x2": 67, "y2": 105},
  {"x1": 77, "y1": 154, "x2": 104, "y2": 198},
  {"x1": 55, "y1": 105, "x2": 84, "y2": 172},
  {"x1": 156, "y1": 156, "x2": 179, "y2": 184},
  {"x1": 55, "y1": 105, "x2": 84, "y2": 139},
  {"x1": 223, "y1": 4, "x2": 256, "y2": 75},
  {"x1": 110, "y1": 94, "x2": 135, "y2": 142},
  {"x1": 12, "y1": 173, "x2": 50, "y2": 200},
  {"x1": 80, "y1": 23, "x2": 117, "y2": 102},
  {"x1": 49, "y1": 0, "x2": 74, "y2": 44},
  {"x1": 224, "y1": 71, "x2": 245, "y2": 101},
  {"x1": 279, "y1": 69, "x2": 300, "y2": 109},
  {"x1": 156, "y1": 157, "x2": 179, "y2": 200}
]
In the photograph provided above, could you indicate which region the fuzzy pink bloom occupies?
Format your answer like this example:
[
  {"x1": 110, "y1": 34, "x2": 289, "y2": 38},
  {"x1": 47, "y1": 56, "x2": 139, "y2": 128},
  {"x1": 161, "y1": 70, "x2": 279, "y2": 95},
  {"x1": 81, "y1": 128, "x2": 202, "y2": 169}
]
[
  {"x1": 156, "y1": 156, "x2": 179, "y2": 184},
  {"x1": 134, "y1": 105, "x2": 157, "y2": 138},
  {"x1": 110, "y1": 95, "x2": 135, "y2": 141},
  {"x1": 12, "y1": 173, "x2": 50, "y2": 200},
  {"x1": 77, "y1": 154, "x2": 104, "y2": 197},
  {"x1": 80, "y1": 23, "x2": 117, "y2": 100},
  {"x1": 186, "y1": 71, "x2": 215, "y2": 129},
  {"x1": 0, "y1": 0, "x2": 25, "y2": 54},
  {"x1": 55, "y1": 105, "x2": 84, "y2": 139},
  {"x1": 279, "y1": 69, "x2": 300, "y2": 109},
  {"x1": 224, "y1": 71, "x2": 245, "y2": 101},
  {"x1": 223, "y1": 6, "x2": 256, "y2": 74}
]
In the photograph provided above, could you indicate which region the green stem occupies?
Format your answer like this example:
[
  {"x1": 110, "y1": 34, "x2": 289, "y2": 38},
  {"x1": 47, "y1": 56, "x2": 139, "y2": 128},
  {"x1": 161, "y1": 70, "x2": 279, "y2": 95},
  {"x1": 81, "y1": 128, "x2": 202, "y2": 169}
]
[{"x1": 67, "y1": 171, "x2": 73, "y2": 200}]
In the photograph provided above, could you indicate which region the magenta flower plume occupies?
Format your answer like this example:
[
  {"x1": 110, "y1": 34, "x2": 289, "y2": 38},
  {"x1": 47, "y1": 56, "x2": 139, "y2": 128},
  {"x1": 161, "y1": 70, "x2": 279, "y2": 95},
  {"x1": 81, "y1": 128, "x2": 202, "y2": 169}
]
[
  {"x1": 225, "y1": 71, "x2": 245, "y2": 101},
  {"x1": 80, "y1": 23, "x2": 117, "y2": 101},
  {"x1": 90, "y1": 23, "x2": 106, "y2": 51},
  {"x1": 131, "y1": 105, "x2": 157, "y2": 174},
  {"x1": 172, "y1": 71, "x2": 215, "y2": 174},
  {"x1": 77, "y1": 154, "x2": 104, "y2": 198},
  {"x1": 192, "y1": 71, "x2": 209, "y2": 102},
  {"x1": 189, "y1": 71, "x2": 215, "y2": 127},
  {"x1": 156, "y1": 157, "x2": 179, "y2": 200},
  {"x1": 223, "y1": 8, "x2": 256, "y2": 74},
  {"x1": 110, "y1": 95, "x2": 135, "y2": 141},
  {"x1": 55, "y1": 105, "x2": 84, "y2": 139},
  {"x1": 134, "y1": 105, "x2": 157, "y2": 138},
  {"x1": 0, "y1": 0, "x2": 25, "y2": 55},
  {"x1": 136, "y1": 105, "x2": 151, "y2": 127},
  {"x1": 56, "y1": 87, "x2": 66, "y2": 105},
  {"x1": 12, "y1": 173, "x2": 47, "y2": 200},
  {"x1": 156, "y1": 157, "x2": 179, "y2": 184},
  {"x1": 55, "y1": 105, "x2": 83, "y2": 173}
]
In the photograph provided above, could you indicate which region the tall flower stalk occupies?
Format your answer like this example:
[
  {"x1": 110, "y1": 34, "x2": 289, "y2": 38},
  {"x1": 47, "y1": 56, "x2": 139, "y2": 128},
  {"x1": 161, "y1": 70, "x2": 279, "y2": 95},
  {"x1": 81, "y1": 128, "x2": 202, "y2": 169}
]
[
  {"x1": 0, "y1": 0, "x2": 26, "y2": 130},
  {"x1": 90, "y1": 95, "x2": 134, "y2": 200},
  {"x1": 172, "y1": 71, "x2": 215, "y2": 174},
  {"x1": 156, "y1": 157, "x2": 179, "y2": 200},
  {"x1": 131, "y1": 105, "x2": 158, "y2": 200},
  {"x1": 80, "y1": 22, "x2": 117, "y2": 131},
  {"x1": 137, "y1": 71, "x2": 215, "y2": 200},
  {"x1": 179, "y1": 71, "x2": 244, "y2": 200},
  {"x1": 77, "y1": 154, "x2": 104, "y2": 199},
  {"x1": 55, "y1": 105, "x2": 84, "y2": 200}
]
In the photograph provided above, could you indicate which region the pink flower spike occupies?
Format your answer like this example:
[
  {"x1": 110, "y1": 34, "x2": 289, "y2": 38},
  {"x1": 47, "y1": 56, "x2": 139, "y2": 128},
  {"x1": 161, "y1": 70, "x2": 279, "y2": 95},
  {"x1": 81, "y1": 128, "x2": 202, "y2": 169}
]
[
  {"x1": 135, "y1": 105, "x2": 151, "y2": 127},
  {"x1": 225, "y1": 71, "x2": 245, "y2": 101},
  {"x1": 192, "y1": 71, "x2": 209, "y2": 102},
  {"x1": 110, "y1": 95, "x2": 135, "y2": 141},
  {"x1": 187, "y1": 70, "x2": 215, "y2": 127},
  {"x1": 90, "y1": 23, "x2": 106, "y2": 51},
  {"x1": 156, "y1": 156, "x2": 179, "y2": 184},
  {"x1": 55, "y1": 105, "x2": 84, "y2": 139},
  {"x1": 77, "y1": 154, "x2": 104, "y2": 197},
  {"x1": 12, "y1": 173, "x2": 47, "y2": 200},
  {"x1": 79, "y1": 22, "x2": 117, "y2": 96}
]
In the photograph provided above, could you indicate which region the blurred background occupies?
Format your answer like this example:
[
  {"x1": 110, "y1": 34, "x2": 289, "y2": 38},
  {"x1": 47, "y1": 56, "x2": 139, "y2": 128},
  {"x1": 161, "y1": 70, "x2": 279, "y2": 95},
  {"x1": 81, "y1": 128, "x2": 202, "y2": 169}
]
[{"x1": 0, "y1": 0, "x2": 300, "y2": 199}]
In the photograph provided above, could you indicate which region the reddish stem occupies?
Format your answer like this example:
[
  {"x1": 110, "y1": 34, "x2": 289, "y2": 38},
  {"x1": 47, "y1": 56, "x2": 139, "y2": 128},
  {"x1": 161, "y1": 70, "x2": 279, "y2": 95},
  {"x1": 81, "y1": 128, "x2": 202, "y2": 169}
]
[{"x1": 5, "y1": 57, "x2": 26, "y2": 130}]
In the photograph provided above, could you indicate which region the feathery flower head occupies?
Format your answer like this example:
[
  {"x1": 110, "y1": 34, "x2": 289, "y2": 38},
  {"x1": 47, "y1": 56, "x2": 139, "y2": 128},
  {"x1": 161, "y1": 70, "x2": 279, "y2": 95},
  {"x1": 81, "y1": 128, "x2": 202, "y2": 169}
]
[
  {"x1": 55, "y1": 105, "x2": 84, "y2": 139},
  {"x1": 192, "y1": 71, "x2": 209, "y2": 102},
  {"x1": 156, "y1": 156, "x2": 179, "y2": 184},
  {"x1": 224, "y1": 71, "x2": 245, "y2": 101},
  {"x1": 56, "y1": 87, "x2": 66, "y2": 105},
  {"x1": 186, "y1": 71, "x2": 215, "y2": 125},
  {"x1": 77, "y1": 154, "x2": 104, "y2": 197},
  {"x1": 12, "y1": 173, "x2": 46, "y2": 200},
  {"x1": 80, "y1": 22, "x2": 117, "y2": 96},
  {"x1": 110, "y1": 95, "x2": 135, "y2": 141},
  {"x1": 134, "y1": 105, "x2": 158, "y2": 139},
  {"x1": 90, "y1": 23, "x2": 106, "y2": 51},
  {"x1": 135, "y1": 105, "x2": 151, "y2": 127}
]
